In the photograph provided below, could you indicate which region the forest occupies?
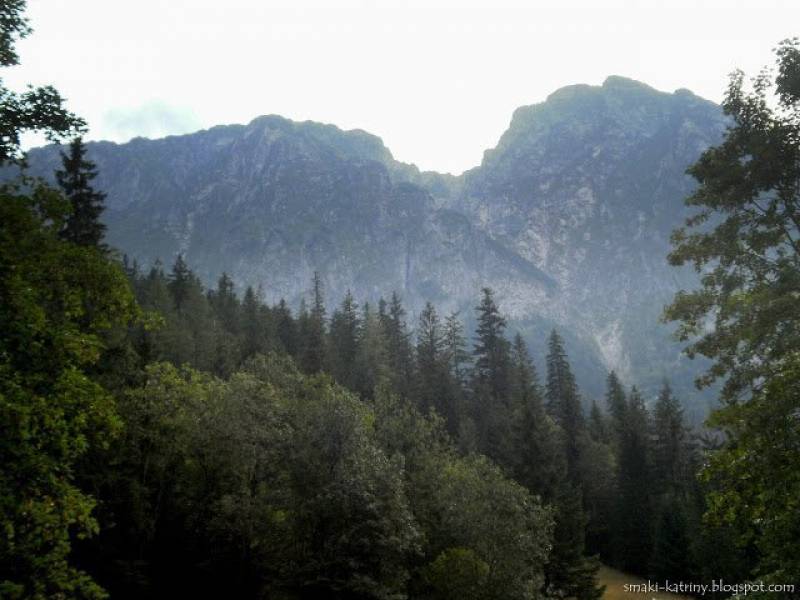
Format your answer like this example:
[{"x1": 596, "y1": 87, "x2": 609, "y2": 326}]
[{"x1": 1, "y1": 2, "x2": 800, "y2": 599}]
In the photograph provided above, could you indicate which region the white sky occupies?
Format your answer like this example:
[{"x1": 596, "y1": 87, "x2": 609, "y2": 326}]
[{"x1": 7, "y1": 0, "x2": 799, "y2": 174}]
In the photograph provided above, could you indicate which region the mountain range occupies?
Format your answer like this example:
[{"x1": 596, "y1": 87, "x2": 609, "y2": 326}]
[{"x1": 23, "y1": 76, "x2": 727, "y2": 417}]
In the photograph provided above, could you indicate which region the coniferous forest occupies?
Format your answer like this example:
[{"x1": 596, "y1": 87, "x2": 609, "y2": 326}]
[{"x1": 2, "y1": 2, "x2": 800, "y2": 599}]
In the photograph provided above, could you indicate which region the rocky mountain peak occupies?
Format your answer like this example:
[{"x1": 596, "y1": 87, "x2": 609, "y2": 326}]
[{"x1": 17, "y1": 77, "x2": 727, "y2": 416}]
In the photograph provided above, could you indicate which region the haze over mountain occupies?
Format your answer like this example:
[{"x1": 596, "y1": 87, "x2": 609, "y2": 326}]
[{"x1": 23, "y1": 76, "x2": 726, "y2": 415}]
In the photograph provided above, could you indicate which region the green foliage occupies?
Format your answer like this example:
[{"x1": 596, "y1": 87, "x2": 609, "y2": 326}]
[
  {"x1": 371, "y1": 388, "x2": 553, "y2": 600},
  {"x1": 100, "y1": 356, "x2": 420, "y2": 599},
  {"x1": 354, "y1": 302, "x2": 390, "y2": 399},
  {"x1": 665, "y1": 39, "x2": 800, "y2": 589},
  {"x1": 545, "y1": 330, "x2": 585, "y2": 478},
  {"x1": 420, "y1": 547, "x2": 489, "y2": 600},
  {"x1": 0, "y1": 184, "x2": 135, "y2": 598},
  {"x1": 56, "y1": 137, "x2": 107, "y2": 249},
  {"x1": 328, "y1": 290, "x2": 360, "y2": 389},
  {"x1": 470, "y1": 288, "x2": 513, "y2": 460},
  {"x1": 664, "y1": 38, "x2": 800, "y2": 401},
  {"x1": 414, "y1": 302, "x2": 458, "y2": 432},
  {"x1": 702, "y1": 353, "x2": 800, "y2": 589},
  {"x1": 509, "y1": 334, "x2": 564, "y2": 501},
  {"x1": 0, "y1": 1, "x2": 85, "y2": 165},
  {"x1": 299, "y1": 271, "x2": 327, "y2": 374},
  {"x1": 612, "y1": 387, "x2": 653, "y2": 574}
]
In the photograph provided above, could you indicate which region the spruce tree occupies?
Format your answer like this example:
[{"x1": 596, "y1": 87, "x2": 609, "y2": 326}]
[
  {"x1": 510, "y1": 333, "x2": 564, "y2": 498},
  {"x1": 168, "y1": 254, "x2": 193, "y2": 312},
  {"x1": 649, "y1": 496, "x2": 693, "y2": 582},
  {"x1": 648, "y1": 381, "x2": 698, "y2": 581},
  {"x1": 274, "y1": 298, "x2": 298, "y2": 357},
  {"x1": 56, "y1": 137, "x2": 107, "y2": 249},
  {"x1": 241, "y1": 285, "x2": 272, "y2": 359},
  {"x1": 443, "y1": 311, "x2": 470, "y2": 387},
  {"x1": 545, "y1": 329, "x2": 584, "y2": 478},
  {"x1": 588, "y1": 400, "x2": 609, "y2": 444},
  {"x1": 209, "y1": 272, "x2": 240, "y2": 333},
  {"x1": 382, "y1": 292, "x2": 414, "y2": 397},
  {"x1": 414, "y1": 302, "x2": 458, "y2": 430},
  {"x1": 651, "y1": 381, "x2": 687, "y2": 492},
  {"x1": 471, "y1": 288, "x2": 512, "y2": 458},
  {"x1": 354, "y1": 302, "x2": 390, "y2": 399},
  {"x1": 545, "y1": 484, "x2": 605, "y2": 600},
  {"x1": 299, "y1": 272, "x2": 326, "y2": 373},
  {"x1": 541, "y1": 330, "x2": 604, "y2": 598},
  {"x1": 614, "y1": 386, "x2": 654, "y2": 574},
  {"x1": 328, "y1": 290, "x2": 359, "y2": 389},
  {"x1": 604, "y1": 371, "x2": 627, "y2": 434}
]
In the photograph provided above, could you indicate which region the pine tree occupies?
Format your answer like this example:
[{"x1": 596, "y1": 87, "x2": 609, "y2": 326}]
[
  {"x1": 168, "y1": 254, "x2": 193, "y2": 312},
  {"x1": 56, "y1": 137, "x2": 107, "y2": 249},
  {"x1": 510, "y1": 333, "x2": 564, "y2": 498},
  {"x1": 649, "y1": 496, "x2": 693, "y2": 582},
  {"x1": 604, "y1": 371, "x2": 627, "y2": 432},
  {"x1": 274, "y1": 298, "x2": 298, "y2": 357},
  {"x1": 472, "y1": 288, "x2": 511, "y2": 398},
  {"x1": 414, "y1": 302, "x2": 459, "y2": 431},
  {"x1": 382, "y1": 292, "x2": 414, "y2": 397},
  {"x1": 545, "y1": 330, "x2": 584, "y2": 479},
  {"x1": 545, "y1": 483, "x2": 605, "y2": 600},
  {"x1": 648, "y1": 381, "x2": 698, "y2": 582},
  {"x1": 588, "y1": 400, "x2": 609, "y2": 444},
  {"x1": 651, "y1": 381, "x2": 687, "y2": 493},
  {"x1": 470, "y1": 288, "x2": 512, "y2": 458},
  {"x1": 328, "y1": 290, "x2": 359, "y2": 389},
  {"x1": 299, "y1": 272, "x2": 327, "y2": 373},
  {"x1": 614, "y1": 386, "x2": 654, "y2": 574},
  {"x1": 354, "y1": 302, "x2": 390, "y2": 399},
  {"x1": 209, "y1": 272, "x2": 240, "y2": 334},
  {"x1": 443, "y1": 311, "x2": 470, "y2": 387},
  {"x1": 241, "y1": 285, "x2": 272, "y2": 359}
]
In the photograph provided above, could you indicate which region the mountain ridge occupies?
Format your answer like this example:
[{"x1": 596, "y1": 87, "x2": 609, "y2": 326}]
[{"x1": 20, "y1": 76, "x2": 726, "y2": 417}]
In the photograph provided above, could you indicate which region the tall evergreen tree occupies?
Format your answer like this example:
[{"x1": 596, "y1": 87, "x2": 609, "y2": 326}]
[
  {"x1": 415, "y1": 302, "x2": 444, "y2": 413},
  {"x1": 241, "y1": 285, "x2": 272, "y2": 359},
  {"x1": 509, "y1": 333, "x2": 564, "y2": 498},
  {"x1": 414, "y1": 302, "x2": 458, "y2": 431},
  {"x1": 651, "y1": 381, "x2": 688, "y2": 493},
  {"x1": 472, "y1": 288, "x2": 511, "y2": 398},
  {"x1": 443, "y1": 311, "x2": 470, "y2": 387},
  {"x1": 545, "y1": 484, "x2": 605, "y2": 600},
  {"x1": 209, "y1": 272, "x2": 240, "y2": 333},
  {"x1": 354, "y1": 302, "x2": 390, "y2": 399},
  {"x1": 614, "y1": 386, "x2": 654, "y2": 574},
  {"x1": 328, "y1": 290, "x2": 360, "y2": 389},
  {"x1": 56, "y1": 137, "x2": 106, "y2": 249},
  {"x1": 382, "y1": 292, "x2": 414, "y2": 397},
  {"x1": 588, "y1": 400, "x2": 609, "y2": 445},
  {"x1": 604, "y1": 371, "x2": 627, "y2": 433},
  {"x1": 299, "y1": 271, "x2": 327, "y2": 373},
  {"x1": 168, "y1": 254, "x2": 193, "y2": 312},
  {"x1": 545, "y1": 330, "x2": 584, "y2": 478},
  {"x1": 273, "y1": 298, "x2": 298, "y2": 357},
  {"x1": 470, "y1": 288, "x2": 512, "y2": 458}
]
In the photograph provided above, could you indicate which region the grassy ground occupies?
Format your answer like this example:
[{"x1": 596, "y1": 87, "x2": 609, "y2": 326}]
[{"x1": 599, "y1": 565, "x2": 695, "y2": 600}]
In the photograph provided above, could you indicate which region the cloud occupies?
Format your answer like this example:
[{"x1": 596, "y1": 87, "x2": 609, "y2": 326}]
[{"x1": 98, "y1": 101, "x2": 203, "y2": 142}]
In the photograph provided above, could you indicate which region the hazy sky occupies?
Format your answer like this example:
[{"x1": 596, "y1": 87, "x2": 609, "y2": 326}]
[{"x1": 7, "y1": 0, "x2": 799, "y2": 173}]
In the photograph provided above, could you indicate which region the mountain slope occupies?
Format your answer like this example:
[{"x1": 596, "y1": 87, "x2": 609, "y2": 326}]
[
  {"x1": 453, "y1": 76, "x2": 726, "y2": 412},
  {"x1": 22, "y1": 77, "x2": 726, "y2": 415}
]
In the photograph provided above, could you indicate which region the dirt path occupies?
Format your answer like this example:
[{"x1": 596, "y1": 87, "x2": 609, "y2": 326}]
[{"x1": 599, "y1": 565, "x2": 695, "y2": 600}]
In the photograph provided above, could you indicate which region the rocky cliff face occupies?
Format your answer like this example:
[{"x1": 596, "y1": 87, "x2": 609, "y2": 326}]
[
  {"x1": 452, "y1": 77, "x2": 726, "y2": 413},
  {"x1": 23, "y1": 77, "x2": 726, "y2": 416}
]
